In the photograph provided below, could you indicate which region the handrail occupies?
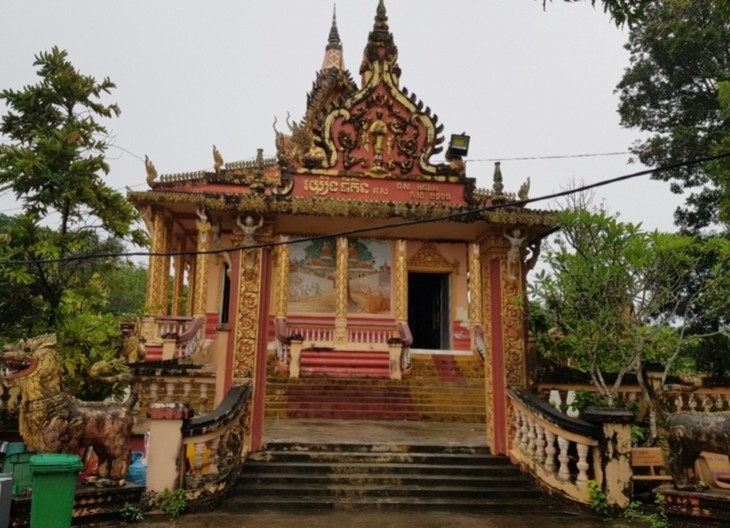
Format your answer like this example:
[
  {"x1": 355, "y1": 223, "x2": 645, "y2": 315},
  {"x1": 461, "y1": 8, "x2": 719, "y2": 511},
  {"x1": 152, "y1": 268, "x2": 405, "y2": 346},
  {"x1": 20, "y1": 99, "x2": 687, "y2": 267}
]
[
  {"x1": 508, "y1": 388, "x2": 600, "y2": 505},
  {"x1": 179, "y1": 383, "x2": 251, "y2": 509},
  {"x1": 510, "y1": 387, "x2": 600, "y2": 440},
  {"x1": 508, "y1": 388, "x2": 634, "y2": 508}
]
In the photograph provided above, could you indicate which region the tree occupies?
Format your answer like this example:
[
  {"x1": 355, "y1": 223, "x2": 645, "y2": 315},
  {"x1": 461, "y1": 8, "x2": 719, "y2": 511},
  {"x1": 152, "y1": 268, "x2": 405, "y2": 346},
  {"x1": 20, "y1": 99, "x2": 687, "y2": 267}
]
[
  {"x1": 0, "y1": 48, "x2": 147, "y2": 398},
  {"x1": 106, "y1": 263, "x2": 148, "y2": 316},
  {"x1": 544, "y1": 0, "x2": 652, "y2": 26},
  {"x1": 0, "y1": 47, "x2": 146, "y2": 332},
  {"x1": 531, "y1": 208, "x2": 730, "y2": 442},
  {"x1": 615, "y1": 1, "x2": 730, "y2": 232}
]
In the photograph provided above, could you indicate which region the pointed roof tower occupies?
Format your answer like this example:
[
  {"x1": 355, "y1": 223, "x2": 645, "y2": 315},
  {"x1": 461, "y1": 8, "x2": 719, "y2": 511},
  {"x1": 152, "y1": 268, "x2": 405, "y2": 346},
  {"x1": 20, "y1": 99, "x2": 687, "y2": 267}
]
[
  {"x1": 360, "y1": 0, "x2": 400, "y2": 86},
  {"x1": 321, "y1": 6, "x2": 345, "y2": 71}
]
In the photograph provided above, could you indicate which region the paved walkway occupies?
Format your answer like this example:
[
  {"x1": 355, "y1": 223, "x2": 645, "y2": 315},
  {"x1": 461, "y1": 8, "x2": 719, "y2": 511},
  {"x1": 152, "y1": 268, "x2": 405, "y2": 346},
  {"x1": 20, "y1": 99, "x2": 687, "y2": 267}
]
[{"x1": 263, "y1": 418, "x2": 488, "y2": 446}]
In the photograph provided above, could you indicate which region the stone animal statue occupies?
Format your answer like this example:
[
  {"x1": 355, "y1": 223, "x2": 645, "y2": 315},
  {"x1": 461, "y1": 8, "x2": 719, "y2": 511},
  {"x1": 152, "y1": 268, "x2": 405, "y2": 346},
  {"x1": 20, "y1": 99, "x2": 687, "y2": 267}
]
[
  {"x1": 2, "y1": 334, "x2": 138, "y2": 486},
  {"x1": 665, "y1": 411, "x2": 730, "y2": 490},
  {"x1": 118, "y1": 316, "x2": 146, "y2": 364}
]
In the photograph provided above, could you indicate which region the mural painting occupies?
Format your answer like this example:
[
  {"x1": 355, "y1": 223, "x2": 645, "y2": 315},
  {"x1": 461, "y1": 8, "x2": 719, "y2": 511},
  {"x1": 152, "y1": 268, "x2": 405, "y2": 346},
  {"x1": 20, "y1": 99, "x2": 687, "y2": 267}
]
[
  {"x1": 347, "y1": 238, "x2": 392, "y2": 315},
  {"x1": 288, "y1": 237, "x2": 337, "y2": 313}
]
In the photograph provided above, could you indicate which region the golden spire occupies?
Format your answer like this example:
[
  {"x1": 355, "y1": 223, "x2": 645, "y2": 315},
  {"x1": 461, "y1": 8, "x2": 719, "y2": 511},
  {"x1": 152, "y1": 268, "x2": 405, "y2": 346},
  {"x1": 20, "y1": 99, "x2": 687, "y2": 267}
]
[{"x1": 321, "y1": 5, "x2": 345, "y2": 71}]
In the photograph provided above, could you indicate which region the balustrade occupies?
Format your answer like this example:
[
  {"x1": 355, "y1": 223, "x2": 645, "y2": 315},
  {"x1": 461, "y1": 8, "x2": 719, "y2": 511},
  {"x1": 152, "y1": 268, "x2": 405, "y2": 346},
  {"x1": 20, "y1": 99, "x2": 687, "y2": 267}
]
[
  {"x1": 136, "y1": 372, "x2": 215, "y2": 419},
  {"x1": 510, "y1": 388, "x2": 638, "y2": 508},
  {"x1": 179, "y1": 384, "x2": 250, "y2": 502},
  {"x1": 509, "y1": 389, "x2": 601, "y2": 505}
]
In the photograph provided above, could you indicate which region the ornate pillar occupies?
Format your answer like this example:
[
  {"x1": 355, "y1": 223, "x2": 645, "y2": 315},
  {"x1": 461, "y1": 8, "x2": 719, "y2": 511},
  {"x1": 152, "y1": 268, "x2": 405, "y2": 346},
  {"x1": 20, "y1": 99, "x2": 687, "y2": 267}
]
[
  {"x1": 334, "y1": 236, "x2": 348, "y2": 343},
  {"x1": 186, "y1": 258, "x2": 195, "y2": 317},
  {"x1": 145, "y1": 210, "x2": 167, "y2": 315},
  {"x1": 468, "y1": 242, "x2": 483, "y2": 336},
  {"x1": 193, "y1": 209, "x2": 212, "y2": 317},
  {"x1": 160, "y1": 219, "x2": 173, "y2": 315},
  {"x1": 394, "y1": 239, "x2": 408, "y2": 324},
  {"x1": 171, "y1": 236, "x2": 186, "y2": 316},
  {"x1": 274, "y1": 236, "x2": 290, "y2": 320},
  {"x1": 480, "y1": 233, "x2": 528, "y2": 455}
]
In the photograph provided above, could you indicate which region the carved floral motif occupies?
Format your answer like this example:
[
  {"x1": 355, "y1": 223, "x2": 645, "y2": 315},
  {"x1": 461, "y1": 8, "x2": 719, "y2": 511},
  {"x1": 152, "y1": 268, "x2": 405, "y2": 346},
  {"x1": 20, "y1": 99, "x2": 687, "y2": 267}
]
[{"x1": 407, "y1": 241, "x2": 459, "y2": 271}]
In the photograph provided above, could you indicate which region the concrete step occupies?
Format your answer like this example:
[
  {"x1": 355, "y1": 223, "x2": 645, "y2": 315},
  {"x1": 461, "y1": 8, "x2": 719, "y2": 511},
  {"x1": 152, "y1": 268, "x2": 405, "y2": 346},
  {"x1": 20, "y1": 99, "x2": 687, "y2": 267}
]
[{"x1": 235, "y1": 443, "x2": 549, "y2": 513}]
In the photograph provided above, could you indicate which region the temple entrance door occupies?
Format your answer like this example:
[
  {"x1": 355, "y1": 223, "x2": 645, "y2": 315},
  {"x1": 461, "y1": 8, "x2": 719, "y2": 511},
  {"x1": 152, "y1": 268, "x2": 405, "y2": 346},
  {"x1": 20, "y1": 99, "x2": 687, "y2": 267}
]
[{"x1": 408, "y1": 272, "x2": 451, "y2": 350}]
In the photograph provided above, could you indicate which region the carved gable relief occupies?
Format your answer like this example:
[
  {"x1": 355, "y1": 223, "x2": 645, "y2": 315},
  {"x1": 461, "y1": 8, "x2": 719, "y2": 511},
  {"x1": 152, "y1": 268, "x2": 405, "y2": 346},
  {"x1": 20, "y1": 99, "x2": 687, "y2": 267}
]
[{"x1": 407, "y1": 241, "x2": 459, "y2": 272}]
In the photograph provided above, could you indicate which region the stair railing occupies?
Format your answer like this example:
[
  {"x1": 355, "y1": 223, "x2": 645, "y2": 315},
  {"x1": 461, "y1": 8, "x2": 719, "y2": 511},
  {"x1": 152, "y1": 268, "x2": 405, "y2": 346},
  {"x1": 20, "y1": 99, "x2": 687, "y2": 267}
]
[
  {"x1": 508, "y1": 388, "x2": 633, "y2": 508},
  {"x1": 178, "y1": 383, "x2": 251, "y2": 509}
]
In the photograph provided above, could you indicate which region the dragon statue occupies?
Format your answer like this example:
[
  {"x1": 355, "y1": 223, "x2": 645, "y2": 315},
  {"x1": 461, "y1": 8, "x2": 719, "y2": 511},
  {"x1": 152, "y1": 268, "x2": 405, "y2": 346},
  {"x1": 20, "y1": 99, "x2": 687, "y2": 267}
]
[{"x1": 1, "y1": 334, "x2": 138, "y2": 486}]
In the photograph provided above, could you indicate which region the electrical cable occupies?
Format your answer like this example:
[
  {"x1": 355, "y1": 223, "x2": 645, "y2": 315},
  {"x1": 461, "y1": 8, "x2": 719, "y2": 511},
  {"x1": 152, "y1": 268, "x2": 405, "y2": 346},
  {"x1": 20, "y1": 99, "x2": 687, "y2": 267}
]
[{"x1": 1, "y1": 150, "x2": 729, "y2": 266}]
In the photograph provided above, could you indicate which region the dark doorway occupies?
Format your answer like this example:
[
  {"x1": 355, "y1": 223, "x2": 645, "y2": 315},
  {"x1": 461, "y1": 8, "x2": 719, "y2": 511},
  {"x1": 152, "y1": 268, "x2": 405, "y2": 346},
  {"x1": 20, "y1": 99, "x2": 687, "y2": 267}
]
[{"x1": 408, "y1": 272, "x2": 451, "y2": 350}]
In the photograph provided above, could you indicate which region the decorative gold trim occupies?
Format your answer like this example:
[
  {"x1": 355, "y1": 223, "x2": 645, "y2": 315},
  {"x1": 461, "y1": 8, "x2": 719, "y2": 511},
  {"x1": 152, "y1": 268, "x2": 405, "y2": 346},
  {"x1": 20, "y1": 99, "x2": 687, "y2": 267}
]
[
  {"x1": 501, "y1": 256, "x2": 527, "y2": 387},
  {"x1": 334, "y1": 237, "x2": 348, "y2": 341},
  {"x1": 479, "y1": 242, "x2": 495, "y2": 453},
  {"x1": 274, "y1": 236, "x2": 290, "y2": 319},
  {"x1": 146, "y1": 211, "x2": 167, "y2": 315},
  {"x1": 128, "y1": 192, "x2": 558, "y2": 230},
  {"x1": 407, "y1": 241, "x2": 459, "y2": 272},
  {"x1": 193, "y1": 217, "x2": 212, "y2": 316},
  {"x1": 468, "y1": 243, "x2": 482, "y2": 327},
  {"x1": 234, "y1": 248, "x2": 263, "y2": 379},
  {"x1": 394, "y1": 239, "x2": 408, "y2": 322},
  {"x1": 172, "y1": 236, "x2": 186, "y2": 316}
]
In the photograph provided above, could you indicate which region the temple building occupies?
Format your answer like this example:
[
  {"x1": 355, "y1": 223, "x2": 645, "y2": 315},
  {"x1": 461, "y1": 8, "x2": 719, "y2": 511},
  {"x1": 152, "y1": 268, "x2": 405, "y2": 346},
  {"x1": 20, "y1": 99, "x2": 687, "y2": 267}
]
[{"x1": 128, "y1": 0, "x2": 556, "y2": 455}]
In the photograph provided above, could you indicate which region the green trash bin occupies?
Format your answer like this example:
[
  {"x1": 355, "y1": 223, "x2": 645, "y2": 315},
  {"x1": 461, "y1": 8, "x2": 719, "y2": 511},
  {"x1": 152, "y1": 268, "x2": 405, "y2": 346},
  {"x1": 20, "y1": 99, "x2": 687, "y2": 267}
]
[{"x1": 29, "y1": 454, "x2": 83, "y2": 528}]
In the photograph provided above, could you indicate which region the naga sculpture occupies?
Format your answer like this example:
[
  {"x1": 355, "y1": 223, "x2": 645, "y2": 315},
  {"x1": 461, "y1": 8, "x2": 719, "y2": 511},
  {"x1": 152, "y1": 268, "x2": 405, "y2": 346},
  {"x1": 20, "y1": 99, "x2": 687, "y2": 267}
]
[
  {"x1": 2, "y1": 334, "x2": 138, "y2": 486},
  {"x1": 665, "y1": 411, "x2": 730, "y2": 490}
]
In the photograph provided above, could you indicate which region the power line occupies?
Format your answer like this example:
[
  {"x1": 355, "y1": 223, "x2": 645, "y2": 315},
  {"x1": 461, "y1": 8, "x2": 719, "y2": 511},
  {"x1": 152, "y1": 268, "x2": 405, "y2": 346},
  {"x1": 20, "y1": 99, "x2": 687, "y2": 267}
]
[
  {"x1": 2, "y1": 150, "x2": 728, "y2": 267},
  {"x1": 0, "y1": 149, "x2": 631, "y2": 215},
  {"x1": 465, "y1": 151, "x2": 630, "y2": 163}
]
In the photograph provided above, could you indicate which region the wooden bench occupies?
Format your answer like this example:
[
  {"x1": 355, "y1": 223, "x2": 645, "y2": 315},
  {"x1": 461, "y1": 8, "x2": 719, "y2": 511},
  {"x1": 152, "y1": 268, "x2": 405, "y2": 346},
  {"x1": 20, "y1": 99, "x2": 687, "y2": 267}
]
[
  {"x1": 631, "y1": 447, "x2": 673, "y2": 482},
  {"x1": 695, "y1": 451, "x2": 730, "y2": 490}
]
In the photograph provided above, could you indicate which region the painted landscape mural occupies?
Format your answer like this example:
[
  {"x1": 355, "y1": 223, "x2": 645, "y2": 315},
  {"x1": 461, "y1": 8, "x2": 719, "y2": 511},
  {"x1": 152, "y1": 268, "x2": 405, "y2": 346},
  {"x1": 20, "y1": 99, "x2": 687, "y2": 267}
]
[
  {"x1": 347, "y1": 238, "x2": 392, "y2": 315},
  {"x1": 287, "y1": 237, "x2": 392, "y2": 315},
  {"x1": 288, "y1": 237, "x2": 337, "y2": 313}
]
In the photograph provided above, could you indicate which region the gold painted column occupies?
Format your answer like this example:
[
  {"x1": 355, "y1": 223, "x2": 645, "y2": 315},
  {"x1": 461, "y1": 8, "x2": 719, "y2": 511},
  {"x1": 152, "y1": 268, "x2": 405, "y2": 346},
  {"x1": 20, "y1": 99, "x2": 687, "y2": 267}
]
[
  {"x1": 468, "y1": 242, "x2": 484, "y2": 354},
  {"x1": 274, "y1": 236, "x2": 290, "y2": 320},
  {"x1": 193, "y1": 209, "x2": 212, "y2": 317},
  {"x1": 479, "y1": 234, "x2": 528, "y2": 455},
  {"x1": 145, "y1": 210, "x2": 167, "y2": 315},
  {"x1": 171, "y1": 236, "x2": 186, "y2": 316},
  {"x1": 334, "y1": 236, "x2": 348, "y2": 343},
  {"x1": 186, "y1": 258, "x2": 195, "y2": 317},
  {"x1": 394, "y1": 239, "x2": 408, "y2": 324},
  {"x1": 160, "y1": 219, "x2": 173, "y2": 316}
]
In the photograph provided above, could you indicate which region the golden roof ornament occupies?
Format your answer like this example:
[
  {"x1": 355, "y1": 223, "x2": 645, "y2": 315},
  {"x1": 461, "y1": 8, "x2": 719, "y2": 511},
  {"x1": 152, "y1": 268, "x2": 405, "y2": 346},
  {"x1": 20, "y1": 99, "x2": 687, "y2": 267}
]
[
  {"x1": 492, "y1": 161, "x2": 504, "y2": 198},
  {"x1": 213, "y1": 145, "x2": 224, "y2": 173},
  {"x1": 144, "y1": 155, "x2": 158, "y2": 186},
  {"x1": 518, "y1": 177, "x2": 530, "y2": 201},
  {"x1": 322, "y1": 5, "x2": 345, "y2": 71}
]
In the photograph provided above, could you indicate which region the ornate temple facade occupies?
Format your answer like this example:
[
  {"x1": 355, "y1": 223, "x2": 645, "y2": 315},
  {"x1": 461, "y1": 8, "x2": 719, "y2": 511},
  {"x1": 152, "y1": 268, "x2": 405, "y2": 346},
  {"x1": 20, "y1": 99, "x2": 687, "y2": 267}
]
[{"x1": 128, "y1": 1, "x2": 556, "y2": 455}]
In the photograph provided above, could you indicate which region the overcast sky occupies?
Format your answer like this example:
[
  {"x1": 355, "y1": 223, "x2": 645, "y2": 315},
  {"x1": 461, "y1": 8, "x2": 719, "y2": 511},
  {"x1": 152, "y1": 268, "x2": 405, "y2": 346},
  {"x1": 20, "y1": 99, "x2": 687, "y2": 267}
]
[{"x1": 0, "y1": 0, "x2": 684, "y2": 233}]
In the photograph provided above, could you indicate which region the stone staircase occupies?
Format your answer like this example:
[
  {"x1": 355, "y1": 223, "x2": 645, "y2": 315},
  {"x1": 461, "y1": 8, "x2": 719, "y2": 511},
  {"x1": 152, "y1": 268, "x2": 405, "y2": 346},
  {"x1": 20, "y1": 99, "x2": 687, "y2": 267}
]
[
  {"x1": 265, "y1": 353, "x2": 486, "y2": 422},
  {"x1": 232, "y1": 442, "x2": 553, "y2": 512},
  {"x1": 299, "y1": 349, "x2": 390, "y2": 378}
]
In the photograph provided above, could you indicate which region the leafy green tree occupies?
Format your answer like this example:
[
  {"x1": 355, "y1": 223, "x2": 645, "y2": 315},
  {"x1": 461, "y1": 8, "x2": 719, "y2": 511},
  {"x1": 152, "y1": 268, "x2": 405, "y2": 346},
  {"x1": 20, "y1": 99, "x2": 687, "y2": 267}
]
[
  {"x1": 0, "y1": 47, "x2": 146, "y2": 331},
  {"x1": 0, "y1": 48, "x2": 147, "y2": 398},
  {"x1": 616, "y1": 0, "x2": 730, "y2": 232},
  {"x1": 544, "y1": 0, "x2": 652, "y2": 26},
  {"x1": 106, "y1": 263, "x2": 148, "y2": 316},
  {"x1": 531, "y1": 208, "x2": 730, "y2": 441}
]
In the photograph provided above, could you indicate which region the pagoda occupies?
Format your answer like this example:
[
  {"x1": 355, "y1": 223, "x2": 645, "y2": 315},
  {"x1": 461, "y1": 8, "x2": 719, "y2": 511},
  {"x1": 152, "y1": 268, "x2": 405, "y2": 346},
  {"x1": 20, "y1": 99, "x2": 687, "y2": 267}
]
[{"x1": 128, "y1": 0, "x2": 556, "y2": 455}]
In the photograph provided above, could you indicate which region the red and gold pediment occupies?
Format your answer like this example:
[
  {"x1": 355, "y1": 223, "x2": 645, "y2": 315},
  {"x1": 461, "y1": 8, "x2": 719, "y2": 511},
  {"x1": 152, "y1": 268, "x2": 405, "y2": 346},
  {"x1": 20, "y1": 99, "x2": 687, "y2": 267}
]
[{"x1": 278, "y1": 1, "x2": 464, "y2": 184}]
